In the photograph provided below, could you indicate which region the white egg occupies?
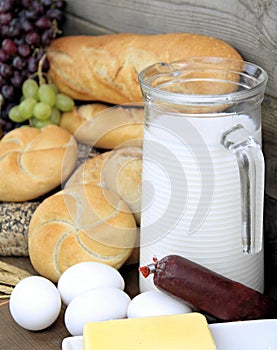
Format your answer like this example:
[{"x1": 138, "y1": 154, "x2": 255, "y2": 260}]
[
  {"x1": 127, "y1": 290, "x2": 192, "y2": 318},
  {"x1": 9, "y1": 276, "x2": 61, "y2": 331},
  {"x1": 58, "y1": 262, "x2": 125, "y2": 305},
  {"x1": 64, "y1": 287, "x2": 131, "y2": 336}
]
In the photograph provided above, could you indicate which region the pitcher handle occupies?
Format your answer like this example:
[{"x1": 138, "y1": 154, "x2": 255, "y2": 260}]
[{"x1": 221, "y1": 124, "x2": 264, "y2": 254}]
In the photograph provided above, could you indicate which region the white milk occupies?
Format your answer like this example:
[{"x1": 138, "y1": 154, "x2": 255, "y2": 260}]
[{"x1": 139, "y1": 112, "x2": 264, "y2": 293}]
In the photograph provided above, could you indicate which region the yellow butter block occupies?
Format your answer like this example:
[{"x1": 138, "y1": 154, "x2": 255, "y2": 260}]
[{"x1": 83, "y1": 312, "x2": 216, "y2": 350}]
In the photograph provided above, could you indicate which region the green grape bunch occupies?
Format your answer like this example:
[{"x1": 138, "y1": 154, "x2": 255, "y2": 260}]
[{"x1": 9, "y1": 78, "x2": 74, "y2": 128}]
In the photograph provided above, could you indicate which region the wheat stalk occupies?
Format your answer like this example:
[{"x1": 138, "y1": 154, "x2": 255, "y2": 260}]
[{"x1": 0, "y1": 260, "x2": 32, "y2": 297}]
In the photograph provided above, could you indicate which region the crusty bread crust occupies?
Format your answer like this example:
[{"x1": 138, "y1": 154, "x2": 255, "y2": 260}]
[
  {"x1": 47, "y1": 33, "x2": 242, "y2": 104},
  {"x1": 0, "y1": 125, "x2": 78, "y2": 202},
  {"x1": 66, "y1": 147, "x2": 142, "y2": 224},
  {"x1": 60, "y1": 103, "x2": 144, "y2": 148}
]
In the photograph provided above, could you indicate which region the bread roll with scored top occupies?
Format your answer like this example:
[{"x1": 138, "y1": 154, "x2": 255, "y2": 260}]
[
  {"x1": 60, "y1": 103, "x2": 144, "y2": 148},
  {"x1": 28, "y1": 184, "x2": 138, "y2": 282},
  {"x1": 0, "y1": 125, "x2": 78, "y2": 202},
  {"x1": 66, "y1": 147, "x2": 142, "y2": 224},
  {"x1": 47, "y1": 33, "x2": 243, "y2": 104}
]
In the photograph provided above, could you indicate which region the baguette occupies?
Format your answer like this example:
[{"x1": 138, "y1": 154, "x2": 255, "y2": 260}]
[
  {"x1": 0, "y1": 125, "x2": 78, "y2": 202},
  {"x1": 47, "y1": 33, "x2": 242, "y2": 104},
  {"x1": 60, "y1": 103, "x2": 144, "y2": 148}
]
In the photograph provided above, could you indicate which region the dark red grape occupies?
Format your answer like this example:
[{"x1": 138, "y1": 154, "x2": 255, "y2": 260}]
[
  {"x1": 41, "y1": 0, "x2": 52, "y2": 7},
  {"x1": 21, "y1": 19, "x2": 34, "y2": 32},
  {"x1": 0, "y1": 11, "x2": 12, "y2": 24},
  {"x1": 25, "y1": 9, "x2": 38, "y2": 20},
  {"x1": 12, "y1": 56, "x2": 26, "y2": 69},
  {"x1": 1, "y1": 24, "x2": 9, "y2": 36},
  {"x1": 2, "y1": 38, "x2": 17, "y2": 55},
  {"x1": 0, "y1": 75, "x2": 7, "y2": 87},
  {"x1": 35, "y1": 16, "x2": 51, "y2": 28},
  {"x1": 0, "y1": 0, "x2": 14, "y2": 13},
  {"x1": 32, "y1": 2, "x2": 43, "y2": 14},
  {"x1": 46, "y1": 8, "x2": 63, "y2": 21},
  {"x1": 1, "y1": 84, "x2": 14, "y2": 99},
  {"x1": 8, "y1": 22, "x2": 21, "y2": 37},
  {"x1": 21, "y1": 0, "x2": 32, "y2": 8},
  {"x1": 25, "y1": 31, "x2": 40, "y2": 45},
  {"x1": 41, "y1": 28, "x2": 53, "y2": 46},
  {"x1": 18, "y1": 44, "x2": 30, "y2": 57},
  {"x1": 27, "y1": 56, "x2": 37, "y2": 73},
  {"x1": 55, "y1": 0, "x2": 66, "y2": 9},
  {"x1": 10, "y1": 71, "x2": 24, "y2": 87},
  {"x1": 0, "y1": 49, "x2": 9, "y2": 62},
  {"x1": 0, "y1": 63, "x2": 13, "y2": 77}
]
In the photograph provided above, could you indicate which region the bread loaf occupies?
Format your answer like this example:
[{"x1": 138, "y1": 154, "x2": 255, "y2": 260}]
[
  {"x1": 47, "y1": 33, "x2": 242, "y2": 104},
  {"x1": 0, "y1": 125, "x2": 78, "y2": 202},
  {"x1": 60, "y1": 103, "x2": 144, "y2": 148},
  {"x1": 66, "y1": 147, "x2": 142, "y2": 224},
  {"x1": 28, "y1": 184, "x2": 138, "y2": 282}
]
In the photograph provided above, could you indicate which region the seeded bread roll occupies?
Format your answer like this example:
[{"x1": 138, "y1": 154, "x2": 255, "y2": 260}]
[
  {"x1": 66, "y1": 147, "x2": 142, "y2": 224},
  {"x1": 60, "y1": 104, "x2": 144, "y2": 148},
  {"x1": 0, "y1": 125, "x2": 78, "y2": 202},
  {"x1": 47, "y1": 33, "x2": 242, "y2": 104},
  {"x1": 28, "y1": 184, "x2": 138, "y2": 282}
]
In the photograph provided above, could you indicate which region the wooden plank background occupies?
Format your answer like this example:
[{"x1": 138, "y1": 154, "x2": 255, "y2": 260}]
[{"x1": 61, "y1": 0, "x2": 277, "y2": 275}]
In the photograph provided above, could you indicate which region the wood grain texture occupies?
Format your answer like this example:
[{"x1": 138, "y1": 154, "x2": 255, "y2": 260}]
[{"x1": 63, "y1": 0, "x2": 277, "y2": 98}]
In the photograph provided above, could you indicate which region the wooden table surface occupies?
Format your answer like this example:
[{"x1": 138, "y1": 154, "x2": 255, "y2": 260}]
[{"x1": 0, "y1": 257, "x2": 140, "y2": 350}]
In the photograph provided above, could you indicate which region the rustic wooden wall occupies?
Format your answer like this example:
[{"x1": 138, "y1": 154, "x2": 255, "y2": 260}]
[{"x1": 62, "y1": 0, "x2": 277, "y2": 287}]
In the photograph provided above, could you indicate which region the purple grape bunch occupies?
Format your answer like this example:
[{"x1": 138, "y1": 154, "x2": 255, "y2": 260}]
[{"x1": 0, "y1": 0, "x2": 66, "y2": 133}]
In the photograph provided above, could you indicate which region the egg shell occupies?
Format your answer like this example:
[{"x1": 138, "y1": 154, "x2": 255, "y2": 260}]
[
  {"x1": 64, "y1": 287, "x2": 131, "y2": 336},
  {"x1": 127, "y1": 290, "x2": 192, "y2": 318},
  {"x1": 57, "y1": 261, "x2": 125, "y2": 305},
  {"x1": 9, "y1": 276, "x2": 61, "y2": 331}
]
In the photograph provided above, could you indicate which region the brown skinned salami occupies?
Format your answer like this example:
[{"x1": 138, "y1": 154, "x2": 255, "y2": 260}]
[{"x1": 139, "y1": 255, "x2": 277, "y2": 321}]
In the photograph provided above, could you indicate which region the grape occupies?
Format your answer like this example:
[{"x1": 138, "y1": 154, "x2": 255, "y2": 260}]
[
  {"x1": 2, "y1": 38, "x2": 17, "y2": 55},
  {"x1": 18, "y1": 44, "x2": 30, "y2": 57},
  {"x1": 0, "y1": 0, "x2": 67, "y2": 133},
  {"x1": 50, "y1": 107, "x2": 61, "y2": 125},
  {"x1": 25, "y1": 31, "x2": 40, "y2": 45},
  {"x1": 27, "y1": 56, "x2": 38, "y2": 73},
  {"x1": 0, "y1": 75, "x2": 7, "y2": 87},
  {"x1": 30, "y1": 117, "x2": 52, "y2": 128},
  {"x1": 21, "y1": 19, "x2": 34, "y2": 32},
  {"x1": 0, "y1": 63, "x2": 13, "y2": 78},
  {"x1": 0, "y1": 11, "x2": 12, "y2": 25},
  {"x1": 22, "y1": 79, "x2": 38, "y2": 99},
  {"x1": 33, "y1": 102, "x2": 51, "y2": 120},
  {"x1": 0, "y1": 48, "x2": 9, "y2": 61},
  {"x1": 10, "y1": 71, "x2": 24, "y2": 87},
  {"x1": 55, "y1": 93, "x2": 74, "y2": 112},
  {"x1": 8, "y1": 105, "x2": 25, "y2": 122},
  {"x1": 48, "y1": 83, "x2": 58, "y2": 94},
  {"x1": 1, "y1": 84, "x2": 14, "y2": 99},
  {"x1": 12, "y1": 56, "x2": 26, "y2": 69},
  {"x1": 35, "y1": 16, "x2": 51, "y2": 29},
  {"x1": 38, "y1": 84, "x2": 56, "y2": 106},
  {"x1": 0, "y1": 0, "x2": 14, "y2": 13},
  {"x1": 18, "y1": 98, "x2": 36, "y2": 120}
]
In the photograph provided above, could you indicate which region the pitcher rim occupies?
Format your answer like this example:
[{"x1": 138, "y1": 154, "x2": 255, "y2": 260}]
[{"x1": 138, "y1": 57, "x2": 268, "y2": 105}]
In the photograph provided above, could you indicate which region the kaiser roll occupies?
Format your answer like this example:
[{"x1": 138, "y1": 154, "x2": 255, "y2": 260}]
[
  {"x1": 28, "y1": 183, "x2": 138, "y2": 282},
  {"x1": 66, "y1": 147, "x2": 142, "y2": 224},
  {"x1": 0, "y1": 125, "x2": 78, "y2": 202}
]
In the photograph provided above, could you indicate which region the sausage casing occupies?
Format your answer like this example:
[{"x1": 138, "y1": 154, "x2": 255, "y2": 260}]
[{"x1": 139, "y1": 255, "x2": 277, "y2": 321}]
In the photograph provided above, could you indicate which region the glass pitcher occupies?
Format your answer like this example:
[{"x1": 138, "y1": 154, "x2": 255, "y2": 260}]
[{"x1": 138, "y1": 57, "x2": 267, "y2": 293}]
